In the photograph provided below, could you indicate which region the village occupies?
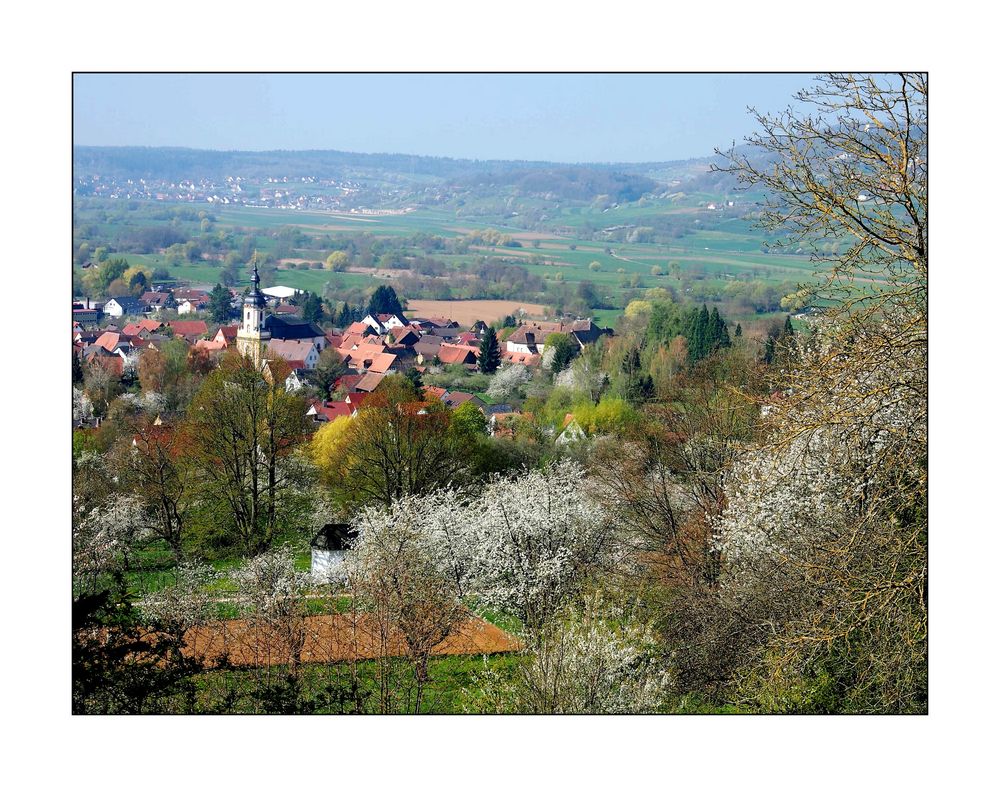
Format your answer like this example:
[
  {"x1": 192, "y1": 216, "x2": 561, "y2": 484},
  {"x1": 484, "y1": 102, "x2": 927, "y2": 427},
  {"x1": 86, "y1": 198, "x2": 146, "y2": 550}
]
[{"x1": 73, "y1": 260, "x2": 611, "y2": 443}]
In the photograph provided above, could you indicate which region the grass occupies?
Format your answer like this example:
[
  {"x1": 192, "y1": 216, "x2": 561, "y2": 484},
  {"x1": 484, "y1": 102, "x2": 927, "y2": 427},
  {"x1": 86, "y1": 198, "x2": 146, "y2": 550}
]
[{"x1": 190, "y1": 652, "x2": 523, "y2": 714}]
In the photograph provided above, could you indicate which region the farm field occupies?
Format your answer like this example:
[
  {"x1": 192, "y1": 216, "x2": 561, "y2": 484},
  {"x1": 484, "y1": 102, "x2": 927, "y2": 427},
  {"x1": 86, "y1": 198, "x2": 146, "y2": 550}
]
[{"x1": 405, "y1": 298, "x2": 549, "y2": 323}]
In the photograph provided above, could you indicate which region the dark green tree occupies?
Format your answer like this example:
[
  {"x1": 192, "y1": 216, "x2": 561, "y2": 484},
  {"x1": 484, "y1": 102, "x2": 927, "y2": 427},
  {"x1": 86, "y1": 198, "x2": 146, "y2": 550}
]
[
  {"x1": 73, "y1": 580, "x2": 205, "y2": 714},
  {"x1": 208, "y1": 282, "x2": 233, "y2": 323},
  {"x1": 312, "y1": 347, "x2": 349, "y2": 396},
  {"x1": 72, "y1": 351, "x2": 84, "y2": 384},
  {"x1": 367, "y1": 285, "x2": 404, "y2": 317},
  {"x1": 299, "y1": 291, "x2": 324, "y2": 324},
  {"x1": 734, "y1": 323, "x2": 743, "y2": 338},
  {"x1": 478, "y1": 326, "x2": 502, "y2": 374},
  {"x1": 404, "y1": 367, "x2": 425, "y2": 399}
]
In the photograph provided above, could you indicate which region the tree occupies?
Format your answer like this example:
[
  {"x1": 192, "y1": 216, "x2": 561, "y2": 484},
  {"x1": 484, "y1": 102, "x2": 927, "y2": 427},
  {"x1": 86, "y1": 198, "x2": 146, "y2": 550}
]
[
  {"x1": 486, "y1": 363, "x2": 531, "y2": 401},
  {"x1": 404, "y1": 367, "x2": 425, "y2": 399},
  {"x1": 347, "y1": 493, "x2": 469, "y2": 712},
  {"x1": 311, "y1": 347, "x2": 349, "y2": 396},
  {"x1": 546, "y1": 333, "x2": 578, "y2": 374},
  {"x1": 299, "y1": 291, "x2": 325, "y2": 324},
  {"x1": 477, "y1": 326, "x2": 501, "y2": 374},
  {"x1": 458, "y1": 460, "x2": 625, "y2": 631},
  {"x1": 186, "y1": 354, "x2": 311, "y2": 555},
  {"x1": 113, "y1": 423, "x2": 195, "y2": 560},
  {"x1": 469, "y1": 593, "x2": 668, "y2": 714},
  {"x1": 712, "y1": 73, "x2": 927, "y2": 712},
  {"x1": 367, "y1": 285, "x2": 403, "y2": 317},
  {"x1": 325, "y1": 250, "x2": 350, "y2": 271},
  {"x1": 321, "y1": 383, "x2": 463, "y2": 509},
  {"x1": 73, "y1": 579, "x2": 205, "y2": 714},
  {"x1": 208, "y1": 282, "x2": 233, "y2": 323}
]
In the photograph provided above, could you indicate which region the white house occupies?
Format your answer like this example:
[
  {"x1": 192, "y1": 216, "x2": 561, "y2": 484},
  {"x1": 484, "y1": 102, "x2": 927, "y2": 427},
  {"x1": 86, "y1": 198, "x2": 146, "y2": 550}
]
[{"x1": 104, "y1": 296, "x2": 145, "y2": 318}]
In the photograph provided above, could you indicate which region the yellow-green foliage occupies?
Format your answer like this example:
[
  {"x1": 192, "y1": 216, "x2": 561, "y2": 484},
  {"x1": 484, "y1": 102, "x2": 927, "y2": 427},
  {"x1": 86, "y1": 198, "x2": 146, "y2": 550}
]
[
  {"x1": 310, "y1": 417, "x2": 354, "y2": 482},
  {"x1": 571, "y1": 397, "x2": 639, "y2": 435}
]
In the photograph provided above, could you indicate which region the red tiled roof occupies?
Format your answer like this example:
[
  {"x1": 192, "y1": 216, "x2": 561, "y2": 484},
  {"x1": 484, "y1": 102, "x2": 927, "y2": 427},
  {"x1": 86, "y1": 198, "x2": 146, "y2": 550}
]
[
  {"x1": 334, "y1": 374, "x2": 363, "y2": 393},
  {"x1": 355, "y1": 372, "x2": 385, "y2": 392},
  {"x1": 365, "y1": 353, "x2": 398, "y2": 374},
  {"x1": 167, "y1": 320, "x2": 209, "y2": 339},
  {"x1": 94, "y1": 331, "x2": 123, "y2": 352},
  {"x1": 437, "y1": 343, "x2": 478, "y2": 365}
]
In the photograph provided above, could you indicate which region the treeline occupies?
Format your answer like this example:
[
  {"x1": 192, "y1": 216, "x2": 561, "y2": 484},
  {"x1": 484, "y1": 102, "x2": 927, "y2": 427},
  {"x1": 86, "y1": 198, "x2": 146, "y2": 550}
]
[{"x1": 452, "y1": 167, "x2": 657, "y2": 203}]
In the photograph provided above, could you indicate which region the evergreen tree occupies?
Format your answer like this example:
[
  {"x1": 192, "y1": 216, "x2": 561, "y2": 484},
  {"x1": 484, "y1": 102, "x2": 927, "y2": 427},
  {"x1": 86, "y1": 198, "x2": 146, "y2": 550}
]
[
  {"x1": 336, "y1": 302, "x2": 352, "y2": 329},
  {"x1": 478, "y1": 326, "x2": 502, "y2": 374},
  {"x1": 367, "y1": 285, "x2": 403, "y2": 317},
  {"x1": 299, "y1": 291, "x2": 324, "y2": 324},
  {"x1": 208, "y1": 282, "x2": 233, "y2": 323},
  {"x1": 404, "y1": 367, "x2": 425, "y2": 398},
  {"x1": 710, "y1": 306, "x2": 731, "y2": 350},
  {"x1": 72, "y1": 351, "x2": 83, "y2": 384},
  {"x1": 551, "y1": 340, "x2": 577, "y2": 374},
  {"x1": 735, "y1": 323, "x2": 743, "y2": 338}
]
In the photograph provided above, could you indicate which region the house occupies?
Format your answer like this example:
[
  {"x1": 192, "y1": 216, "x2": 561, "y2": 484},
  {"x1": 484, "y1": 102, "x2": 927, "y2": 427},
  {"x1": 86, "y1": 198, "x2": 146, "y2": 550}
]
[
  {"x1": 104, "y1": 296, "x2": 145, "y2": 318},
  {"x1": 72, "y1": 306, "x2": 100, "y2": 324},
  {"x1": 502, "y1": 350, "x2": 542, "y2": 367},
  {"x1": 264, "y1": 314, "x2": 327, "y2": 353},
  {"x1": 347, "y1": 321, "x2": 376, "y2": 337},
  {"x1": 437, "y1": 343, "x2": 479, "y2": 366},
  {"x1": 388, "y1": 326, "x2": 421, "y2": 347},
  {"x1": 268, "y1": 338, "x2": 321, "y2": 370},
  {"x1": 333, "y1": 373, "x2": 364, "y2": 394},
  {"x1": 140, "y1": 291, "x2": 174, "y2": 311},
  {"x1": 377, "y1": 313, "x2": 409, "y2": 331},
  {"x1": 411, "y1": 316, "x2": 458, "y2": 330},
  {"x1": 306, "y1": 400, "x2": 356, "y2": 423},
  {"x1": 92, "y1": 331, "x2": 129, "y2": 354},
  {"x1": 440, "y1": 391, "x2": 487, "y2": 411},
  {"x1": 196, "y1": 325, "x2": 240, "y2": 352},
  {"x1": 505, "y1": 319, "x2": 610, "y2": 355},
  {"x1": 355, "y1": 371, "x2": 385, "y2": 392},
  {"x1": 177, "y1": 294, "x2": 210, "y2": 314},
  {"x1": 165, "y1": 320, "x2": 210, "y2": 342},
  {"x1": 310, "y1": 523, "x2": 356, "y2": 582},
  {"x1": 121, "y1": 318, "x2": 163, "y2": 339},
  {"x1": 489, "y1": 411, "x2": 528, "y2": 438},
  {"x1": 363, "y1": 352, "x2": 399, "y2": 374}
]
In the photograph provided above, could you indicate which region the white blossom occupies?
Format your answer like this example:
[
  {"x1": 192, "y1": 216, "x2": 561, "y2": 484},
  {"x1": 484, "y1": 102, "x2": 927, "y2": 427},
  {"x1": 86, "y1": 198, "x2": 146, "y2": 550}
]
[
  {"x1": 486, "y1": 364, "x2": 532, "y2": 400},
  {"x1": 138, "y1": 561, "x2": 222, "y2": 629},
  {"x1": 231, "y1": 545, "x2": 309, "y2": 623},
  {"x1": 469, "y1": 593, "x2": 670, "y2": 713},
  {"x1": 73, "y1": 387, "x2": 93, "y2": 422}
]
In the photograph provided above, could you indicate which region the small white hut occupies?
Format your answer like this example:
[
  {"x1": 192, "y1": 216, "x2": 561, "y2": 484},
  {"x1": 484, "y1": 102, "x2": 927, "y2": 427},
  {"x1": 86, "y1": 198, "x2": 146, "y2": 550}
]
[{"x1": 310, "y1": 523, "x2": 355, "y2": 582}]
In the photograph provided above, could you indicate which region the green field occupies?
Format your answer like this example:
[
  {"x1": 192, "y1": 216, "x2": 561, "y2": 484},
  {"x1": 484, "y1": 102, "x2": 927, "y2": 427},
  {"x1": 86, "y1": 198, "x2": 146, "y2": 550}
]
[{"x1": 76, "y1": 193, "x2": 870, "y2": 327}]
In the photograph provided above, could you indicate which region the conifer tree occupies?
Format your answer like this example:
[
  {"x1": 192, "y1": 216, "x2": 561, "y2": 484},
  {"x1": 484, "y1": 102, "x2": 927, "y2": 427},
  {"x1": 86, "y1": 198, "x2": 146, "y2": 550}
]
[
  {"x1": 367, "y1": 285, "x2": 404, "y2": 317},
  {"x1": 208, "y1": 282, "x2": 233, "y2": 323},
  {"x1": 478, "y1": 326, "x2": 502, "y2": 374},
  {"x1": 735, "y1": 323, "x2": 743, "y2": 338}
]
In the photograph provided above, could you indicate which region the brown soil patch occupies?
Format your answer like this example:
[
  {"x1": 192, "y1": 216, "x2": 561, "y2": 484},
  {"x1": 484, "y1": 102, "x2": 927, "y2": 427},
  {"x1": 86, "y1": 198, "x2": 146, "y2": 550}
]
[
  {"x1": 184, "y1": 613, "x2": 521, "y2": 669},
  {"x1": 405, "y1": 299, "x2": 549, "y2": 324}
]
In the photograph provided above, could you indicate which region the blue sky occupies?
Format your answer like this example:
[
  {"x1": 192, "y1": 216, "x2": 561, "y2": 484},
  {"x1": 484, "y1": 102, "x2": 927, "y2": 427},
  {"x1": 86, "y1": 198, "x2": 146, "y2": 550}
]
[{"x1": 73, "y1": 73, "x2": 815, "y2": 163}]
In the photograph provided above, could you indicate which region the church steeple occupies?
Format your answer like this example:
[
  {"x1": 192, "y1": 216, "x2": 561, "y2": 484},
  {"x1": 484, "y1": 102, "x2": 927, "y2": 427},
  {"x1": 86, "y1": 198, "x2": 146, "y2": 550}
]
[{"x1": 236, "y1": 252, "x2": 270, "y2": 365}]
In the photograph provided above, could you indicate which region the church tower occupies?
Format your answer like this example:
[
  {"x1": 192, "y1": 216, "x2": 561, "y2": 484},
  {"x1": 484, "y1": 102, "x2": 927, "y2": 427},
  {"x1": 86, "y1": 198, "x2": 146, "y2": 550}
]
[{"x1": 236, "y1": 255, "x2": 270, "y2": 365}]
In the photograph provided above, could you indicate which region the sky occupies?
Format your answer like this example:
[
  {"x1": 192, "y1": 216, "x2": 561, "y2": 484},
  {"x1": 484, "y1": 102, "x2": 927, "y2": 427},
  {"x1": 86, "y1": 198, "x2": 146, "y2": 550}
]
[{"x1": 73, "y1": 73, "x2": 815, "y2": 164}]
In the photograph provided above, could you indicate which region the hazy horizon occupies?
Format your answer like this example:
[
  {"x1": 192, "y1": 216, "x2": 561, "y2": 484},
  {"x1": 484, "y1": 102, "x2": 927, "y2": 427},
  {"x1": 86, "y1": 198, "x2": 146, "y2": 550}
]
[{"x1": 73, "y1": 73, "x2": 816, "y2": 164}]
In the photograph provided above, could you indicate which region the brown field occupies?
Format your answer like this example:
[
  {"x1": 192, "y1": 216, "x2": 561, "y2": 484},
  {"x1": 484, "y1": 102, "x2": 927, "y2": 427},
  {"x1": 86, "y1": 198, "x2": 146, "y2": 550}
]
[
  {"x1": 182, "y1": 613, "x2": 521, "y2": 669},
  {"x1": 405, "y1": 298, "x2": 549, "y2": 324}
]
